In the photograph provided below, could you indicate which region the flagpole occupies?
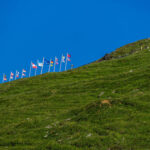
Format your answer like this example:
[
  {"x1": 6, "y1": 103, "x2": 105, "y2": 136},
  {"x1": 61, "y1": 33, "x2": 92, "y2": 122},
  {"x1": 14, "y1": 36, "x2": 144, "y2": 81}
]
[
  {"x1": 9, "y1": 72, "x2": 11, "y2": 82},
  {"x1": 35, "y1": 67, "x2": 37, "y2": 76},
  {"x1": 41, "y1": 57, "x2": 44, "y2": 74},
  {"x1": 71, "y1": 64, "x2": 73, "y2": 70},
  {"x1": 59, "y1": 54, "x2": 62, "y2": 72},
  {"x1": 65, "y1": 53, "x2": 68, "y2": 71},
  {"x1": 2, "y1": 73, "x2": 4, "y2": 83},
  {"x1": 48, "y1": 59, "x2": 51, "y2": 72},
  {"x1": 54, "y1": 57, "x2": 56, "y2": 72},
  {"x1": 29, "y1": 61, "x2": 32, "y2": 77},
  {"x1": 35, "y1": 61, "x2": 37, "y2": 76},
  {"x1": 37, "y1": 60, "x2": 39, "y2": 75},
  {"x1": 15, "y1": 71, "x2": 17, "y2": 80},
  {"x1": 21, "y1": 70, "x2": 23, "y2": 78}
]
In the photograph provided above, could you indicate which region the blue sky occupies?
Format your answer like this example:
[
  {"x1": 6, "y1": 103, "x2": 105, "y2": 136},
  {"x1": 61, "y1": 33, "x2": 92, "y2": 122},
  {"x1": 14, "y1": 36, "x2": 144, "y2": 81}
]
[{"x1": 0, "y1": 0, "x2": 150, "y2": 81}]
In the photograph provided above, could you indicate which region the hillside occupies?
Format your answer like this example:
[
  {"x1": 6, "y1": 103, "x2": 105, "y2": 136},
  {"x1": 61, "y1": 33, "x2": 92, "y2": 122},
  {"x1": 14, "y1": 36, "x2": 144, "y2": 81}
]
[{"x1": 1, "y1": 39, "x2": 150, "y2": 150}]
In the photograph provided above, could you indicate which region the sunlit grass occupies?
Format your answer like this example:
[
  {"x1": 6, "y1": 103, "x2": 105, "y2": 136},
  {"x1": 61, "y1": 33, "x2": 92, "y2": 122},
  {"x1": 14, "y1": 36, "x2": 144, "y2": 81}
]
[{"x1": 0, "y1": 39, "x2": 150, "y2": 149}]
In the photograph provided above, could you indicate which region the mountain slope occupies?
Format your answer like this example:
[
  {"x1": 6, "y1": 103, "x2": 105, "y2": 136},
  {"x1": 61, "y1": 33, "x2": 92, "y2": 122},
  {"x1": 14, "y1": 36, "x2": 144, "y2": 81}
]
[{"x1": 1, "y1": 39, "x2": 150, "y2": 150}]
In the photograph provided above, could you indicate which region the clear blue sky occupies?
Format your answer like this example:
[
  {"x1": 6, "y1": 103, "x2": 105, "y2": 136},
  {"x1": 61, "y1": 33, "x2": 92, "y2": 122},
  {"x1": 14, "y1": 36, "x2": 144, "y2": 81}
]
[{"x1": 0, "y1": 0, "x2": 150, "y2": 81}]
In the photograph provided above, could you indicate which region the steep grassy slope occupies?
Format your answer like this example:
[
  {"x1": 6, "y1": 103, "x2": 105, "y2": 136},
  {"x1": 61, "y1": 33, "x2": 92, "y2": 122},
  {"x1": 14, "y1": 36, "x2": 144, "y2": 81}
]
[{"x1": 1, "y1": 39, "x2": 150, "y2": 150}]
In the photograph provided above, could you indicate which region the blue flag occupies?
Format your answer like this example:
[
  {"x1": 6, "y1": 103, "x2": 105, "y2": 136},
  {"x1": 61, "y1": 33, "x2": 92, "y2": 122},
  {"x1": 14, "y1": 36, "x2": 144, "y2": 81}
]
[{"x1": 44, "y1": 58, "x2": 50, "y2": 65}]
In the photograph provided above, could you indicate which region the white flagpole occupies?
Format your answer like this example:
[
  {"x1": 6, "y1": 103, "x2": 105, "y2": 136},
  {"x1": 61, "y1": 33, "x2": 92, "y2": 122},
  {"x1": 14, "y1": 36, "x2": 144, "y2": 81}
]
[
  {"x1": 37, "y1": 60, "x2": 39, "y2": 75},
  {"x1": 65, "y1": 53, "x2": 68, "y2": 71},
  {"x1": 29, "y1": 61, "x2": 32, "y2": 77},
  {"x1": 48, "y1": 59, "x2": 51, "y2": 72},
  {"x1": 54, "y1": 57, "x2": 56, "y2": 72},
  {"x1": 59, "y1": 54, "x2": 62, "y2": 72},
  {"x1": 35, "y1": 64, "x2": 37, "y2": 76},
  {"x1": 41, "y1": 57, "x2": 44, "y2": 74},
  {"x1": 21, "y1": 70, "x2": 23, "y2": 78},
  {"x1": 2, "y1": 73, "x2": 4, "y2": 83},
  {"x1": 9, "y1": 72, "x2": 11, "y2": 82},
  {"x1": 35, "y1": 68, "x2": 37, "y2": 76},
  {"x1": 15, "y1": 71, "x2": 17, "y2": 80},
  {"x1": 71, "y1": 64, "x2": 73, "y2": 70}
]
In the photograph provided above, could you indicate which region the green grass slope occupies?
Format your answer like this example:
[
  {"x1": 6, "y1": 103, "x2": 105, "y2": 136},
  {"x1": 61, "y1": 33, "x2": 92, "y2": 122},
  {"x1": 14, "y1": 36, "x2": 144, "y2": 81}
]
[{"x1": 1, "y1": 39, "x2": 150, "y2": 150}]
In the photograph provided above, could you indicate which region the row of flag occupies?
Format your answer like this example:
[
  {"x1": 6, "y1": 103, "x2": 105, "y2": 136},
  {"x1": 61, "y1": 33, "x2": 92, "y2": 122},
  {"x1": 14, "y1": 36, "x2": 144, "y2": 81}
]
[
  {"x1": 2, "y1": 53, "x2": 71, "y2": 82},
  {"x1": 3, "y1": 69, "x2": 27, "y2": 82}
]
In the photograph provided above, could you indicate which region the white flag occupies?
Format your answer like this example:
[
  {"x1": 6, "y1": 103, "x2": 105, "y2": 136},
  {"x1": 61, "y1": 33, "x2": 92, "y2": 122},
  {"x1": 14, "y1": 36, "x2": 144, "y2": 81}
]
[{"x1": 37, "y1": 61, "x2": 43, "y2": 67}]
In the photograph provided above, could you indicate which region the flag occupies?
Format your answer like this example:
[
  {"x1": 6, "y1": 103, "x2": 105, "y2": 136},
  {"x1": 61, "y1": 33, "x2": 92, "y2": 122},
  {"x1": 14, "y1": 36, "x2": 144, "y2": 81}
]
[
  {"x1": 44, "y1": 58, "x2": 50, "y2": 65},
  {"x1": 22, "y1": 73, "x2": 26, "y2": 76},
  {"x1": 67, "y1": 57, "x2": 71, "y2": 61},
  {"x1": 22, "y1": 69, "x2": 26, "y2": 78},
  {"x1": 4, "y1": 75, "x2": 7, "y2": 81},
  {"x1": 22, "y1": 69, "x2": 26, "y2": 73},
  {"x1": 55, "y1": 57, "x2": 59, "y2": 65},
  {"x1": 67, "y1": 54, "x2": 71, "y2": 58},
  {"x1": 11, "y1": 72, "x2": 14, "y2": 76},
  {"x1": 32, "y1": 63, "x2": 37, "y2": 69},
  {"x1": 62, "y1": 56, "x2": 65, "y2": 63},
  {"x1": 37, "y1": 61, "x2": 43, "y2": 67},
  {"x1": 16, "y1": 71, "x2": 19, "y2": 78},
  {"x1": 10, "y1": 72, "x2": 14, "y2": 79},
  {"x1": 50, "y1": 60, "x2": 54, "y2": 66},
  {"x1": 67, "y1": 53, "x2": 71, "y2": 61}
]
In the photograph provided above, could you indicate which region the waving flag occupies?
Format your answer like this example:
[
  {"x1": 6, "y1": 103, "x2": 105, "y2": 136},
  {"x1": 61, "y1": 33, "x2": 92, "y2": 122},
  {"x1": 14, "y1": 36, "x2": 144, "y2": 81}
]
[
  {"x1": 11, "y1": 72, "x2": 14, "y2": 76},
  {"x1": 38, "y1": 57, "x2": 45, "y2": 74},
  {"x1": 4, "y1": 75, "x2": 7, "y2": 81},
  {"x1": 65, "y1": 53, "x2": 71, "y2": 71},
  {"x1": 10, "y1": 72, "x2": 14, "y2": 79},
  {"x1": 62, "y1": 56, "x2": 65, "y2": 63},
  {"x1": 44, "y1": 58, "x2": 50, "y2": 65},
  {"x1": 16, "y1": 71, "x2": 19, "y2": 78},
  {"x1": 32, "y1": 63, "x2": 37, "y2": 69},
  {"x1": 55, "y1": 57, "x2": 59, "y2": 65},
  {"x1": 50, "y1": 60, "x2": 54, "y2": 66},
  {"x1": 59, "y1": 54, "x2": 65, "y2": 72},
  {"x1": 67, "y1": 54, "x2": 71, "y2": 58},
  {"x1": 22, "y1": 69, "x2": 26, "y2": 78},
  {"x1": 22, "y1": 73, "x2": 26, "y2": 76},
  {"x1": 67, "y1": 53, "x2": 71, "y2": 61},
  {"x1": 23, "y1": 69, "x2": 26, "y2": 73},
  {"x1": 67, "y1": 57, "x2": 71, "y2": 61},
  {"x1": 37, "y1": 61, "x2": 43, "y2": 67}
]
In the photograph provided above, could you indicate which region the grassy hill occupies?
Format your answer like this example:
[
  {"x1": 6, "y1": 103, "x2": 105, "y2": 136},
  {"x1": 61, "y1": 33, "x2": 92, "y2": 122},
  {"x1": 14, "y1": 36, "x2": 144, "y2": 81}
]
[{"x1": 1, "y1": 39, "x2": 150, "y2": 150}]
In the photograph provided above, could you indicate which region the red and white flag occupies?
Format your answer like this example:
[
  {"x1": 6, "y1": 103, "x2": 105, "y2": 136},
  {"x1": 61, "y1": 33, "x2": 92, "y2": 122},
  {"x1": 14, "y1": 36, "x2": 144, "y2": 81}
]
[
  {"x1": 55, "y1": 57, "x2": 59, "y2": 65},
  {"x1": 22, "y1": 73, "x2": 26, "y2": 76},
  {"x1": 67, "y1": 54, "x2": 71, "y2": 58},
  {"x1": 32, "y1": 63, "x2": 37, "y2": 69},
  {"x1": 21, "y1": 69, "x2": 26, "y2": 78},
  {"x1": 11, "y1": 72, "x2": 14, "y2": 76},
  {"x1": 16, "y1": 71, "x2": 19, "y2": 78},
  {"x1": 22, "y1": 69, "x2": 26, "y2": 73},
  {"x1": 67, "y1": 53, "x2": 71, "y2": 61},
  {"x1": 67, "y1": 57, "x2": 71, "y2": 61},
  {"x1": 10, "y1": 72, "x2": 14, "y2": 79}
]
